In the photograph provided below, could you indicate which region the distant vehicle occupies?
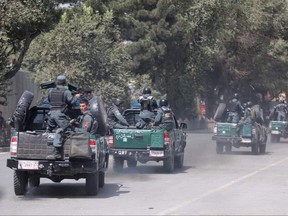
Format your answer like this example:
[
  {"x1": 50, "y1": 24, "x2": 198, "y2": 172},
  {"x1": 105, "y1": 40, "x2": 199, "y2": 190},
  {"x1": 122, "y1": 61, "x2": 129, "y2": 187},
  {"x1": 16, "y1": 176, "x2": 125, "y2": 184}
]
[
  {"x1": 108, "y1": 108, "x2": 187, "y2": 173},
  {"x1": 212, "y1": 103, "x2": 267, "y2": 154}
]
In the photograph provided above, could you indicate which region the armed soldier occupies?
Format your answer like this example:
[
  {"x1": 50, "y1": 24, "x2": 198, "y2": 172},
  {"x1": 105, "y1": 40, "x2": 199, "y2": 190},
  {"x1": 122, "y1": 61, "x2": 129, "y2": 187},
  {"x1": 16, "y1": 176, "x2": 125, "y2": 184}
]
[
  {"x1": 226, "y1": 93, "x2": 244, "y2": 123},
  {"x1": 107, "y1": 98, "x2": 129, "y2": 130},
  {"x1": 138, "y1": 86, "x2": 158, "y2": 111},
  {"x1": 270, "y1": 91, "x2": 288, "y2": 121},
  {"x1": 154, "y1": 99, "x2": 174, "y2": 130},
  {"x1": 71, "y1": 98, "x2": 98, "y2": 134},
  {"x1": 46, "y1": 75, "x2": 81, "y2": 160}
]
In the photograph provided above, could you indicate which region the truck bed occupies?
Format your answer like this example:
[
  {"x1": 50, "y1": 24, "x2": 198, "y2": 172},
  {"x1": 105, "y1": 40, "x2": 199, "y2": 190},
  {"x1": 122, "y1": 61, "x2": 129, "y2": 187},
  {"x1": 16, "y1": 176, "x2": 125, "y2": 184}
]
[{"x1": 16, "y1": 131, "x2": 71, "y2": 160}]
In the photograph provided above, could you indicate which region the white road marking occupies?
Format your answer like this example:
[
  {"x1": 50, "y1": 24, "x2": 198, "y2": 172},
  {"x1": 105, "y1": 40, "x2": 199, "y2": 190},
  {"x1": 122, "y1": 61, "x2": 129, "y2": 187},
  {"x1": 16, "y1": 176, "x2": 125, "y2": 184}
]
[{"x1": 157, "y1": 156, "x2": 288, "y2": 215}]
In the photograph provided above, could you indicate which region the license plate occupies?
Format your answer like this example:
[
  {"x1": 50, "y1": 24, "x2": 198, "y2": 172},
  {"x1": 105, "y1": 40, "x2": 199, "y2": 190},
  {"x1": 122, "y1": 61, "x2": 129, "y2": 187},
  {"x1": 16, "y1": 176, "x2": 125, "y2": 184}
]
[
  {"x1": 271, "y1": 130, "x2": 280, "y2": 134},
  {"x1": 241, "y1": 138, "x2": 251, "y2": 143},
  {"x1": 18, "y1": 160, "x2": 39, "y2": 170},
  {"x1": 149, "y1": 150, "x2": 164, "y2": 157}
]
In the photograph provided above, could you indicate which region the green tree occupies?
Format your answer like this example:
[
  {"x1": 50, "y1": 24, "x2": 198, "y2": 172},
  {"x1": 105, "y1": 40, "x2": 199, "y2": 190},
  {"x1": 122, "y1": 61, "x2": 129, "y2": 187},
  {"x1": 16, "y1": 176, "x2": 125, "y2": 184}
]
[
  {"x1": 0, "y1": 0, "x2": 64, "y2": 104},
  {"x1": 25, "y1": 4, "x2": 133, "y2": 103}
]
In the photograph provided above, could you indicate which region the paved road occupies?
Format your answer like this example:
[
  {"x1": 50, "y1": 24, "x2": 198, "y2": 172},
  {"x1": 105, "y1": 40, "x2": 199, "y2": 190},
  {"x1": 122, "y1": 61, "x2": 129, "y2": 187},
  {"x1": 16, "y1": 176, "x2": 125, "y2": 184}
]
[{"x1": 1, "y1": 132, "x2": 288, "y2": 215}]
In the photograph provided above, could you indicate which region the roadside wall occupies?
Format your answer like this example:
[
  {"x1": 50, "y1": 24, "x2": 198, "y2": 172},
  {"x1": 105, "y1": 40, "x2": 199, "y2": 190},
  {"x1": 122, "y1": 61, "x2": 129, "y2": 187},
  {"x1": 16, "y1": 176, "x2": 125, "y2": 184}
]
[{"x1": 0, "y1": 71, "x2": 43, "y2": 120}]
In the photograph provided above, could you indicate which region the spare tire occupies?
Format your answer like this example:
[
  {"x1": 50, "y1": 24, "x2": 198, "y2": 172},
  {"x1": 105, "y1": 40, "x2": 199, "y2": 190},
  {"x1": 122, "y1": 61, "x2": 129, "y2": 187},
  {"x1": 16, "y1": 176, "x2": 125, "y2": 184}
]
[
  {"x1": 89, "y1": 96, "x2": 107, "y2": 136},
  {"x1": 214, "y1": 103, "x2": 226, "y2": 122},
  {"x1": 10, "y1": 91, "x2": 34, "y2": 131},
  {"x1": 252, "y1": 104, "x2": 264, "y2": 124}
]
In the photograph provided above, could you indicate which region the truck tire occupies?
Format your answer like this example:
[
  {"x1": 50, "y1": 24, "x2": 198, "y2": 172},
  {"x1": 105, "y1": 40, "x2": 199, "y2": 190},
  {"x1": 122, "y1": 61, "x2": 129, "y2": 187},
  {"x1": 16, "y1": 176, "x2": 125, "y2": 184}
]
[
  {"x1": 259, "y1": 144, "x2": 266, "y2": 154},
  {"x1": 214, "y1": 103, "x2": 226, "y2": 122},
  {"x1": 86, "y1": 172, "x2": 99, "y2": 196},
  {"x1": 216, "y1": 142, "x2": 224, "y2": 154},
  {"x1": 89, "y1": 96, "x2": 108, "y2": 136},
  {"x1": 271, "y1": 134, "x2": 280, "y2": 143},
  {"x1": 163, "y1": 150, "x2": 175, "y2": 173},
  {"x1": 251, "y1": 141, "x2": 259, "y2": 155},
  {"x1": 14, "y1": 171, "x2": 28, "y2": 195},
  {"x1": 11, "y1": 91, "x2": 34, "y2": 131},
  {"x1": 127, "y1": 158, "x2": 137, "y2": 168},
  {"x1": 99, "y1": 171, "x2": 105, "y2": 188},
  {"x1": 113, "y1": 157, "x2": 124, "y2": 172},
  {"x1": 29, "y1": 176, "x2": 40, "y2": 187},
  {"x1": 174, "y1": 153, "x2": 184, "y2": 169},
  {"x1": 225, "y1": 144, "x2": 232, "y2": 153}
]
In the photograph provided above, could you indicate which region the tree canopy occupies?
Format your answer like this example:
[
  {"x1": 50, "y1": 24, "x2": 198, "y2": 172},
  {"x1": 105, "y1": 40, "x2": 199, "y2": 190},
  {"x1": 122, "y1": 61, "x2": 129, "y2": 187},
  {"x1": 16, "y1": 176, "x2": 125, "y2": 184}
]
[{"x1": 2, "y1": 0, "x2": 288, "y2": 118}]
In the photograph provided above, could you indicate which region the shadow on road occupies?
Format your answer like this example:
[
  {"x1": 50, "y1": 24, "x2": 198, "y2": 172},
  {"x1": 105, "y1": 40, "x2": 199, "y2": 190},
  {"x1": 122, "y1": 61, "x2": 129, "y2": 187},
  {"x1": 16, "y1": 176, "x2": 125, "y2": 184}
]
[
  {"x1": 107, "y1": 165, "x2": 194, "y2": 176},
  {"x1": 23, "y1": 182, "x2": 126, "y2": 199}
]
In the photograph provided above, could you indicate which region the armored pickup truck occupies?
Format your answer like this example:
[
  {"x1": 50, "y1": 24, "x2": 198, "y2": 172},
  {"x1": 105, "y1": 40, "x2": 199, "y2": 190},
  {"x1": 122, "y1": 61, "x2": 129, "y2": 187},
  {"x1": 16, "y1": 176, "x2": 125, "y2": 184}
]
[
  {"x1": 270, "y1": 121, "x2": 288, "y2": 143},
  {"x1": 6, "y1": 91, "x2": 109, "y2": 196},
  {"x1": 108, "y1": 108, "x2": 187, "y2": 173},
  {"x1": 212, "y1": 103, "x2": 267, "y2": 155}
]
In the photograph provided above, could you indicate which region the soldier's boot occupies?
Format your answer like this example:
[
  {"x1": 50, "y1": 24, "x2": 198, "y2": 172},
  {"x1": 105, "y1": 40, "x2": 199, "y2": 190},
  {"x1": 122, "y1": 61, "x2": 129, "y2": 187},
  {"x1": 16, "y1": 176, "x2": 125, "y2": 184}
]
[{"x1": 46, "y1": 147, "x2": 63, "y2": 160}]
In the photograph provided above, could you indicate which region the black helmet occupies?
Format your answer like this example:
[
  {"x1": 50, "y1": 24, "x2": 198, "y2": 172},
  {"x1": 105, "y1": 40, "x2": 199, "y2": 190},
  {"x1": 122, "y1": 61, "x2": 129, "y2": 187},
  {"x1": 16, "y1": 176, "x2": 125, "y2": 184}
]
[
  {"x1": 56, "y1": 75, "x2": 66, "y2": 85},
  {"x1": 143, "y1": 86, "x2": 151, "y2": 95},
  {"x1": 112, "y1": 98, "x2": 124, "y2": 106},
  {"x1": 159, "y1": 99, "x2": 168, "y2": 107},
  {"x1": 246, "y1": 101, "x2": 253, "y2": 108}
]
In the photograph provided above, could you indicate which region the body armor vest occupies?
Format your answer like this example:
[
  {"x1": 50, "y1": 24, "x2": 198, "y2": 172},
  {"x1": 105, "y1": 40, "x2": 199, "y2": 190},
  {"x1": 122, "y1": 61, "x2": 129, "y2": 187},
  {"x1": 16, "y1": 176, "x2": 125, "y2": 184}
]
[
  {"x1": 227, "y1": 99, "x2": 238, "y2": 112},
  {"x1": 107, "y1": 106, "x2": 118, "y2": 123},
  {"x1": 50, "y1": 88, "x2": 66, "y2": 108},
  {"x1": 161, "y1": 107, "x2": 173, "y2": 122}
]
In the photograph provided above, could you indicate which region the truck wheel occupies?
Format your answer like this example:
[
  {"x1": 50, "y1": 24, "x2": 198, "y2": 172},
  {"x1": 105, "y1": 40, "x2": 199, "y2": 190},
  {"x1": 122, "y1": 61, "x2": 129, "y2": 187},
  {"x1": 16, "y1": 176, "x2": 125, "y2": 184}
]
[
  {"x1": 216, "y1": 142, "x2": 224, "y2": 154},
  {"x1": 174, "y1": 153, "x2": 184, "y2": 169},
  {"x1": 163, "y1": 151, "x2": 175, "y2": 173},
  {"x1": 86, "y1": 172, "x2": 99, "y2": 196},
  {"x1": 127, "y1": 158, "x2": 137, "y2": 168},
  {"x1": 271, "y1": 134, "x2": 280, "y2": 143},
  {"x1": 14, "y1": 171, "x2": 28, "y2": 195},
  {"x1": 259, "y1": 144, "x2": 266, "y2": 154},
  {"x1": 10, "y1": 91, "x2": 34, "y2": 131},
  {"x1": 252, "y1": 142, "x2": 259, "y2": 155},
  {"x1": 29, "y1": 176, "x2": 40, "y2": 187},
  {"x1": 89, "y1": 96, "x2": 108, "y2": 136},
  {"x1": 113, "y1": 157, "x2": 124, "y2": 172},
  {"x1": 99, "y1": 171, "x2": 105, "y2": 188},
  {"x1": 225, "y1": 144, "x2": 232, "y2": 153}
]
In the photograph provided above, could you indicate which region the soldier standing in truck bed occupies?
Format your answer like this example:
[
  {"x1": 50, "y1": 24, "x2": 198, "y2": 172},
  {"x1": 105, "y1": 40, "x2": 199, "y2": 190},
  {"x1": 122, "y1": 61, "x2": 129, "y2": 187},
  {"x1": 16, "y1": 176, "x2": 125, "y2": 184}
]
[{"x1": 46, "y1": 75, "x2": 81, "y2": 160}]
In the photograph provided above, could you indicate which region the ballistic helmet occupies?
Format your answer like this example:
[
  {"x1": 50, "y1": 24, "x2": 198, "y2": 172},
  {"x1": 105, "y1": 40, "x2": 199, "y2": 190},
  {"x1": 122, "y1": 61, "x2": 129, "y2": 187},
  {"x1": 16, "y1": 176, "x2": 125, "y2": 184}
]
[
  {"x1": 56, "y1": 75, "x2": 66, "y2": 85},
  {"x1": 113, "y1": 97, "x2": 124, "y2": 106},
  {"x1": 159, "y1": 99, "x2": 168, "y2": 107},
  {"x1": 143, "y1": 86, "x2": 151, "y2": 95}
]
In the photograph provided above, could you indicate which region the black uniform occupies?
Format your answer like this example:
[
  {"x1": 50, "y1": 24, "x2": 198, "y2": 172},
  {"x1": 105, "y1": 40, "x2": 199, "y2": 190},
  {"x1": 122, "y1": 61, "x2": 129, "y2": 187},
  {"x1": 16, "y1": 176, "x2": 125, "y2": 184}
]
[
  {"x1": 138, "y1": 94, "x2": 158, "y2": 111},
  {"x1": 47, "y1": 85, "x2": 79, "y2": 134},
  {"x1": 74, "y1": 111, "x2": 97, "y2": 134},
  {"x1": 107, "y1": 104, "x2": 129, "y2": 129},
  {"x1": 226, "y1": 98, "x2": 244, "y2": 123},
  {"x1": 271, "y1": 100, "x2": 288, "y2": 121}
]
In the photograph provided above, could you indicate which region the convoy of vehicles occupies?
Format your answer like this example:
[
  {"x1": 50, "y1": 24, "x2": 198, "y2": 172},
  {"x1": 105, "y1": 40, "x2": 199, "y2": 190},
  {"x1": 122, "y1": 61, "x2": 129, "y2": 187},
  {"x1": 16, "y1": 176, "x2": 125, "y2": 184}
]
[{"x1": 5, "y1": 86, "x2": 285, "y2": 197}]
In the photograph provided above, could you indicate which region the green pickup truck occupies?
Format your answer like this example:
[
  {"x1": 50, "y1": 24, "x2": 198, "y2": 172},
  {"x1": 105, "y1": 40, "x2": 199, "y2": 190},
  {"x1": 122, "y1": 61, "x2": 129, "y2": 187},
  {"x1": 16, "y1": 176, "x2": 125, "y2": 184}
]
[
  {"x1": 212, "y1": 104, "x2": 267, "y2": 155},
  {"x1": 6, "y1": 92, "x2": 109, "y2": 196},
  {"x1": 270, "y1": 121, "x2": 288, "y2": 143},
  {"x1": 108, "y1": 109, "x2": 187, "y2": 173}
]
